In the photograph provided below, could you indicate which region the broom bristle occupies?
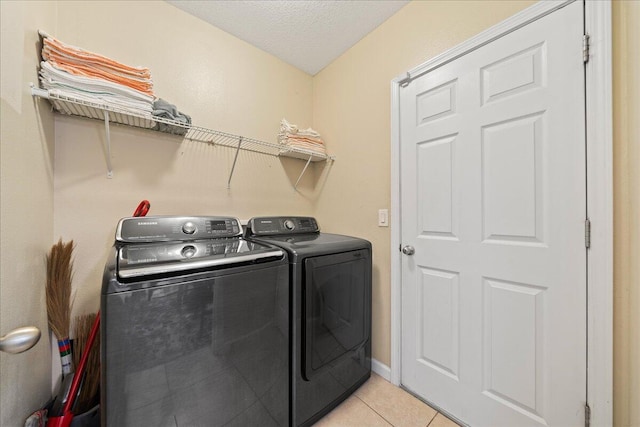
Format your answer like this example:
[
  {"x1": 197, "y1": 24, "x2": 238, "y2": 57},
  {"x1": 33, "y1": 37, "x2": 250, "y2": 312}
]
[
  {"x1": 46, "y1": 239, "x2": 74, "y2": 339},
  {"x1": 73, "y1": 313, "x2": 100, "y2": 414},
  {"x1": 72, "y1": 314, "x2": 91, "y2": 371}
]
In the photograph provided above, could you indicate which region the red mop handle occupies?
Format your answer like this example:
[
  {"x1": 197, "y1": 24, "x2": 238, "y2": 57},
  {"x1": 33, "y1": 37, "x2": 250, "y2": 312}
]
[
  {"x1": 61, "y1": 312, "x2": 101, "y2": 424},
  {"x1": 133, "y1": 200, "x2": 150, "y2": 217},
  {"x1": 47, "y1": 312, "x2": 100, "y2": 427}
]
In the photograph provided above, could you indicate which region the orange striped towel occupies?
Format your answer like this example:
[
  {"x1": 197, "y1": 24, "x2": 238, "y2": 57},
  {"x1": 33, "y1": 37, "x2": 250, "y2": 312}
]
[
  {"x1": 285, "y1": 135, "x2": 325, "y2": 145},
  {"x1": 42, "y1": 36, "x2": 154, "y2": 96}
]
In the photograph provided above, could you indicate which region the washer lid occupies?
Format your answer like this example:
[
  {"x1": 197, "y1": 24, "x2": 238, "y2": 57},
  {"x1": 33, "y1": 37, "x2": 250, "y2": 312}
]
[{"x1": 117, "y1": 238, "x2": 283, "y2": 279}]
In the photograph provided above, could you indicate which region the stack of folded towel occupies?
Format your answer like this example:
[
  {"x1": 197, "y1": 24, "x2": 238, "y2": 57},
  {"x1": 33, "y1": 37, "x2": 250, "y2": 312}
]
[
  {"x1": 278, "y1": 118, "x2": 326, "y2": 156},
  {"x1": 38, "y1": 31, "x2": 155, "y2": 117}
]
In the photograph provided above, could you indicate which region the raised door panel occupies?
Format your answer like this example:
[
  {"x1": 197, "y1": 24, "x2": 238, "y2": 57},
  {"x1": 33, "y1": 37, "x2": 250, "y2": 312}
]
[
  {"x1": 482, "y1": 277, "x2": 546, "y2": 424},
  {"x1": 417, "y1": 267, "x2": 460, "y2": 380},
  {"x1": 417, "y1": 135, "x2": 458, "y2": 239},
  {"x1": 481, "y1": 43, "x2": 545, "y2": 105},
  {"x1": 482, "y1": 113, "x2": 545, "y2": 245}
]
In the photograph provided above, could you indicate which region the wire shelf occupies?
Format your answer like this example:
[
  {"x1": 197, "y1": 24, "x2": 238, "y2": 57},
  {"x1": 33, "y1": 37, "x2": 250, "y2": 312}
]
[{"x1": 30, "y1": 86, "x2": 334, "y2": 164}]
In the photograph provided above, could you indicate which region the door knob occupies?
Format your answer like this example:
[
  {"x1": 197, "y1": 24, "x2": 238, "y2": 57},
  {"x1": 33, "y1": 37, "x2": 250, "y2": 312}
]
[
  {"x1": 402, "y1": 245, "x2": 415, "y2": 255},
  {"x1": 0, "y1": 326, "x2": 41, "y2": 354}
]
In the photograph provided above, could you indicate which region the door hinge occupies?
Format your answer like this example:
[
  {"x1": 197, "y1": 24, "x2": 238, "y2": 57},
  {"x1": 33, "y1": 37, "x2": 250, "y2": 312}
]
[
  {"x1": 583, "y1": 34, "x2": 590, "y2": 63},
  {"x1": 585, "y1": 219, "x2": 591, "y2": 249},
  {"x1": 585, "y1": 403, "x2": 591, "y2": 427},
  {"x1": 398, "y1": 72, "x2": 412, "y2": 88}
]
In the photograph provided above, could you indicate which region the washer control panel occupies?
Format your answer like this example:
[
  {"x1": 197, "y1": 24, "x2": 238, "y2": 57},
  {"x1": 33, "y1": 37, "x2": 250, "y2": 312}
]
[
  {"x1": 116, "y1": 216, "x2": 242, "y2": 242},
  {"x1": 248, "y1": 216, "x2": 319, "y2": 236}
]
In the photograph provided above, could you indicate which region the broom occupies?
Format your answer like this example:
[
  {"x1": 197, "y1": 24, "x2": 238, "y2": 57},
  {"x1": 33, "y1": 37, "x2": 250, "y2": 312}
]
[
  {"x1": 71, "y1": 313, "x2": 100, "y2": 415},
  {"x1": 48, "y1": 313, "x2": 100, "y2": 427},
  {"x1": 46, "y1": 239, "x2": 75, "y2": 375}
]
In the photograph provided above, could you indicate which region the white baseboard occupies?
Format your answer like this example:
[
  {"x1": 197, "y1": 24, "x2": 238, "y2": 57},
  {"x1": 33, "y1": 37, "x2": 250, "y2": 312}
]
[{"x1": 371, "y1": 358, "x2": 391, "y2": 381}]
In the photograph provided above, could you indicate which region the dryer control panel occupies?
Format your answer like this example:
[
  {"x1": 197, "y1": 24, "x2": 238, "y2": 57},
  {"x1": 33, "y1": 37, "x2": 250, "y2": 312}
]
[
  {"x1": 116, "y1": 216, "x2": 242, "y2": 242},
  {"x1": 248, "y1": 216, "x2": 319, "y2": 236}
]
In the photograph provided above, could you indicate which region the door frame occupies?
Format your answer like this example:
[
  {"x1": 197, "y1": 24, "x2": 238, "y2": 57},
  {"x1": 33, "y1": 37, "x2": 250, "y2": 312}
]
[{"x1": 389, "y1": 1, "x2": 613, "y2": 425}]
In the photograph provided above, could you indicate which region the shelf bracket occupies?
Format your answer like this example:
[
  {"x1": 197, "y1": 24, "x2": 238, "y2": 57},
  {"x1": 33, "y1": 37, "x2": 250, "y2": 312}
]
[
  {"x1": 32, "y1": 84, "x2": 114, "y2": 178},
  {"x1": 227, "y1": 136, "x2": 243, "y2": 189},
  {"x1": 293, "y1": 154, "x2": 314, "y2": 190},
  {"x1": 103, "y1": 111, "x2": 114, "y2": 178}
]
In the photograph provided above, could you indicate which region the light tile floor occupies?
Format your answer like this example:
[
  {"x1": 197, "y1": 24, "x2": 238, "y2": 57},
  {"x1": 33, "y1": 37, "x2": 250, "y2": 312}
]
[{"x1": 313, "y1": 373, "x2": 461, "y2": 427}]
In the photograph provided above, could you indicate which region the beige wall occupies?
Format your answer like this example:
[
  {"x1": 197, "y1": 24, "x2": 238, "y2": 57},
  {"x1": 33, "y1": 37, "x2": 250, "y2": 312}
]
[
  {"x1": 0, "y1": 1, "x2": 57, "y2": 424},
  {"x1": 52, "y1": 1, "x2": 316, "y2": 317},
  {"x1": 613, "y1": 2, "x2": 640, "y2": 427},
  {"x1": 313, "y1": 0, "x2": 535, "y2": 369}
]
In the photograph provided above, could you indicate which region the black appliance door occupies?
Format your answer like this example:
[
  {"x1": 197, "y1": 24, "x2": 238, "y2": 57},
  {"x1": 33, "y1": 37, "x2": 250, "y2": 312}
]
[
  {"x1": 102, "y1": 264, "x2": 288, "y2": 427},
  {"x1": 302, "y1": 249, "x2": 370, "y2": 381}
]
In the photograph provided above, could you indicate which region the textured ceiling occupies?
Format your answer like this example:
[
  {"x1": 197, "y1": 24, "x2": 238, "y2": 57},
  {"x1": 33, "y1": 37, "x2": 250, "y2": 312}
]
[{"x1": 166, "y1": 0, "x2": 409, "y2": 75}]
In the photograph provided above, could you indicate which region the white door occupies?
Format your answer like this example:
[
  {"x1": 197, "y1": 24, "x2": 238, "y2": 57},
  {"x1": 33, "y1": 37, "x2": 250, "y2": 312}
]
[{"x1": 400, "y1": 2, "x2": 586, "y2": 426}]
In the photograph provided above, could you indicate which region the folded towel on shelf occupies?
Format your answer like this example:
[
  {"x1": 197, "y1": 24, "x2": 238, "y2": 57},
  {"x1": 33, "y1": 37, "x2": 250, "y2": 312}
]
[
  {"x1": 278, "y1": 118, "x2": 326, "y2": 156},
  {"x1": 279, "y1": 118, "x2": 299, "y2": 134},
  {"x1": 41, "y1": 34, "x2": 154, "y2": 96},
  {"x1": 44, "y1": 88, "x2": 154, "y2": 119},
  {"x1": 40, "y1": 61, "x2": 153, "y2": 104},
  {"x1": 39, "y1": 61, "x2": 154, "y2": 114},
  {"x1": 152, "y1": 98, "x2": 191, "y2": 136},
  {"x1": 282, "y1": 134, "x2": 324, "y2": 145},
  {"x1": 281, "y1": 141, "x2": 326, "y2": 155},
  {"x1": 279, "y1": 118, "x2": 322, "y2": 138}
]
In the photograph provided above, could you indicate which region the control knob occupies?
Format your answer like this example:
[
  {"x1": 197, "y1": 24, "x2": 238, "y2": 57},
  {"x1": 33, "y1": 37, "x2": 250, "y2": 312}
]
[
  {"x1": 181, "y1": 245, "x2": 197, "y2": 258},
  {"x1": 284, "y1": 219, "x2": 295, "y2": 231},
  {"x1": 182, "y1": 221, "x2": 196, "y2": 234}
]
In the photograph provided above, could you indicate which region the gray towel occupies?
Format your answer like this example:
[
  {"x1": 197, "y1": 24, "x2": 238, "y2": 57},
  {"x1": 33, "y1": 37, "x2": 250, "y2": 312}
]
[{"x1": 152, "y1": 98, "x2": 191, "y2": 135}]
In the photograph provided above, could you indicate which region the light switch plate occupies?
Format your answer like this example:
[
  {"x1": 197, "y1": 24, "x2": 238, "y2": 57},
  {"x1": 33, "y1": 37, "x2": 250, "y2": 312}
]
[{"x1": 378, "y1": 209, "x2": 389, "y2": 227}]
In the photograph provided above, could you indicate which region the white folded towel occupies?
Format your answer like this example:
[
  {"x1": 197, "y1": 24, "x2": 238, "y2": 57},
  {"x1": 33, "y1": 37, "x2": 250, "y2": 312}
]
[
  {"x1": 43, "y1": 87, "x2": 154, "y2": 118},
  {"x1": 280, "y1": 118, "x2": 322, "y2": 139},
  {"x1": 40, "y1": 61, "x2": 153, "y2": 105},
  {"x1": 39, "y1": 61, "x2": 154, "y2": 116},
  {"x1": 285, "y1": 141, "x2": 326, "y2": 154}
]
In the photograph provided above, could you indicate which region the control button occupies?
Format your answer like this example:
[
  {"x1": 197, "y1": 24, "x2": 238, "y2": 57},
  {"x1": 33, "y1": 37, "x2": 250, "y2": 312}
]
[
  {"x1": 182, "y1": 222, "x2": 196, "y2": 234},
  {"x1": 284, "y1": 219, "x2": 295, "y2": 231},
  {"x1": 181, "y1": 245, "x2": 197, "y2": 258}
]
